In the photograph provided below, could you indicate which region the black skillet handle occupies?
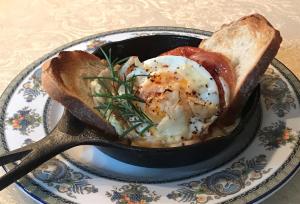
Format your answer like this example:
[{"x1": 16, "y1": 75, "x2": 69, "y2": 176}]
[
  {"x1": 0, "y1": 127, "x2": 77, "y2": 190},
  {"x1": 0, "y1": 111, "x2": 91, "y2": 191}
]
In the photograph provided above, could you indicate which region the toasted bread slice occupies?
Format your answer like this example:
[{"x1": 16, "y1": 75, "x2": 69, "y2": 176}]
[
  {"x1": 200, "y1": 13, "x2": 282, "y2": 121},
  {"x1": 42, "y1": 51, "x2": 116, "y2": 136}
]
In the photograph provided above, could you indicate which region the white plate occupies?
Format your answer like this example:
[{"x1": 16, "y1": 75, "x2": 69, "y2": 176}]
[{"x1": 0, "y1": 27, "x2": 300, "y2": 204}]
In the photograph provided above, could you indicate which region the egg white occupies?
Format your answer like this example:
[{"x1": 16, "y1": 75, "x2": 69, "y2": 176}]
[{"x1": 124, "y1": 56, "x2": 220, "y2": 143}]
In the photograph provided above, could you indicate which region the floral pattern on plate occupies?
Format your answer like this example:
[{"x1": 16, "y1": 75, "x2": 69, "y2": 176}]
[
  {"x1": 258, "y1": 121, "x2": 299, "y2": 150},
  {"x1": 261, "y1": 68, "x2": 296, "y2": 117},
  {"x1": 86, "y1": 39, "x2": 108, "y2": 52},
  {"x1": 18, "y1": 68, "x2": 45, "y2": 102},
  {"x1": 167, "y1": 155, "x2": 271, "y2": 203},
  {"x1": 5, "y1": 107, "x2": 42, "y2": 135},
  {"x1": 32, "y1": 158, "x2": 98, "y2": 199},
  {"x1": 106, "y1": 184, "x2": 161, "y2": 204}
]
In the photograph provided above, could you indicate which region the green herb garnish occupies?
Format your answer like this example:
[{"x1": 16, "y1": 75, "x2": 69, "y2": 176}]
[{"x1": 85, "y1": 48, "x2": 155, "y2": 137}]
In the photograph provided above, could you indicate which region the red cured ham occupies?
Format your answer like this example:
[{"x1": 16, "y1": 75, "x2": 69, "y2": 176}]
[{"x1": 160, "y1": 46, "x2": 236, "y2": 113}]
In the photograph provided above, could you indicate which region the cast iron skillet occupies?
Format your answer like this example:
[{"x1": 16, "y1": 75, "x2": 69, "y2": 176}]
[{"x1": 0, "y1": 35, "x2": 261, "y2": 191}]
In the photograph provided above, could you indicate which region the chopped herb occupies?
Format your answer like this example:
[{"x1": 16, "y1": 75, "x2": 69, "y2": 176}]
[{"x1": 85, "y1": 48, "x2": 155, "y2": 137}]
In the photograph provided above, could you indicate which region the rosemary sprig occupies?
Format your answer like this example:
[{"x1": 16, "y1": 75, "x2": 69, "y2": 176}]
[
  {"x1": 85, "y1": 48, "x2": 155, "y2": 137},
  {"x1": 92, "y1": 93, "x2": 145, "y2": 102},
  {"x1": 83, "y1": 76, "x2": 118, "y2": 81}
]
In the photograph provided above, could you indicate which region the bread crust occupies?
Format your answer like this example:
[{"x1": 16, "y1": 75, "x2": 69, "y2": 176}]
[
  {"x1": 200, "y1": 14, "x2": 282, "y2": 123},
  {"x1": 42, "y1": 51, "x2": 116, "y2": 136}
]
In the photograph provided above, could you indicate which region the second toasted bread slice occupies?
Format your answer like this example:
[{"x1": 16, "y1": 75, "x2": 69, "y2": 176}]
[
  {"x1": 200, "y1": 13, "x2": 282, "y2": 120},
  {"x1": 42, "y1": 51, "x2": 116, "y2": 135}
]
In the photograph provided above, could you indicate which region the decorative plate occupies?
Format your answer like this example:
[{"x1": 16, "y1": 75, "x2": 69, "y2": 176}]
[{"x1": 0, "y1": 27, "x2": 300, "y2": 204}]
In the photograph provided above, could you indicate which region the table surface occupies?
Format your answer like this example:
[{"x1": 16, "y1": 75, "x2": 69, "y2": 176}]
[{"x1": 0, "y1": 0, "x2": 300, "y2": 203}]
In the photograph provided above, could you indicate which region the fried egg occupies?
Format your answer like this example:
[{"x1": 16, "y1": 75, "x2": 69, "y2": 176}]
[{"x1": 119, "y1": 55, "x2": 221, "y2": 144}]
